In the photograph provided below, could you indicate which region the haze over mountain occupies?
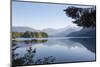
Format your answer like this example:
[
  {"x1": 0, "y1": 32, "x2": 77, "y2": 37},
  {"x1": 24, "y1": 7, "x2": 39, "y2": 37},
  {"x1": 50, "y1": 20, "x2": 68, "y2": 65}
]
[
  {"x1": 12, "y1": 26, "x2": 81, "y2": 37},
  {"x1": 42, "y1": 27, "x2": 81, "y2": 37},
  {"x1": 12, "y1": 26, "x2": 40, "y2": 32},
  {"x1": 12, "y1": 26, "x2": 96, "y2": 37}
]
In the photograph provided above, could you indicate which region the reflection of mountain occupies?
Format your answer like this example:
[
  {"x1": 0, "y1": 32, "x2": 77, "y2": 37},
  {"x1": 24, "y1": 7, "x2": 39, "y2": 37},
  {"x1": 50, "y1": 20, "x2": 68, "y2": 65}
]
[
  {"x1": 69, "y1": 38, "x2": 96, "y2": 53},
  {"x1": 43, "y1": 38, "x2": 96, "y2": 53},
  {"x1": 15, "y1": 38, "x2": 96, "y2": 54},
  {"x1": 67, "y1": 27, "x2": 96, "y2": 37},
  {"x1": 43, "y1": 39, "x2": 84, "y2": 48},
  {"x1": 12, "y1": 27, "x2": 40, "y2": 32},
  {"x1": 15, "y1": 38, "x2": 85, "y2": 49}
]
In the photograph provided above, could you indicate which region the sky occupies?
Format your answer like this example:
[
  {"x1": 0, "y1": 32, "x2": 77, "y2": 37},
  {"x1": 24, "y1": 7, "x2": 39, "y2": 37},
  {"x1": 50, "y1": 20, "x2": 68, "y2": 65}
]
[{"x1": 12, "y1": 1, "x2": 93, "y2": 30}]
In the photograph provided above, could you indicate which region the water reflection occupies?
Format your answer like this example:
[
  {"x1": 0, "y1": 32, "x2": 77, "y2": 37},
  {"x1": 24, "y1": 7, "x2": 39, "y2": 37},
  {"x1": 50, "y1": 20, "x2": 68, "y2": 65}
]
[
  {"x1": 24, "y1": 39, "x2": 48, "y2": 44},
  {"x1": 12, "y1": 38, "x2": 96, "y2": 66},
  {"x1": 13, "y1": 39, "x2": 47, "y2": 43},
  {"x1": 69, "y1": 38, "x2": 96, "y2": 53}
]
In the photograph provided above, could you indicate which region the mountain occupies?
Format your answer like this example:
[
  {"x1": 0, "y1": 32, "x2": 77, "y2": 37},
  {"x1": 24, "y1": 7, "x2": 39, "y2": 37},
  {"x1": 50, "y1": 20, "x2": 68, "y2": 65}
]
[
  {"x1": 42, "y1": 28, "x2": 57, "y2": 36},
  {"x1": 12, "y1": 26, "x2": 94, "y2": 37},
  {"x1": 67, "y1": 27, "x2": 96, "y2": 37},
  {"x1": 42, "y1": 27, "x2": 80, "y2": 37},
  {"x1": 12, "y1": 26, "x2": 39, "y2": 32},
  {"x1": 54, "y1": 28, "x2": 79, "y2": 37}
]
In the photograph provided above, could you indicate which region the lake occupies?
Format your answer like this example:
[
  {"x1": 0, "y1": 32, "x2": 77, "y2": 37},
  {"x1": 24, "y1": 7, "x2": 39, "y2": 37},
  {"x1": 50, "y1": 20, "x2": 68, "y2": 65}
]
[{"x1": 12, "y1": 37, "x2": 96, "y2": 65}]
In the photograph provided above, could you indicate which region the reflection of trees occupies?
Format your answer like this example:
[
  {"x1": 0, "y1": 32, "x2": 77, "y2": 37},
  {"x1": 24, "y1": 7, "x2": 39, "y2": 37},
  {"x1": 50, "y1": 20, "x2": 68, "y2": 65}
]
[
  {"x1": 24, "y1": 39, "x2": 48, "y2": 44},
  {"x1": 12, "y1": 39, "x2": 48, "y2": 44},
  {"x1": 12, "y1": 43, "x2": 55, "y2": 66}
]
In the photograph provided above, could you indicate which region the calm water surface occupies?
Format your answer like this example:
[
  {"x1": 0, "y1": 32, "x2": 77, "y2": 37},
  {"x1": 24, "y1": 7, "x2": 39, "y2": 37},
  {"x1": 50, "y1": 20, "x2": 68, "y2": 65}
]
[{"x1": 13, "y1": 37, "x2": 96, "y2": 63}]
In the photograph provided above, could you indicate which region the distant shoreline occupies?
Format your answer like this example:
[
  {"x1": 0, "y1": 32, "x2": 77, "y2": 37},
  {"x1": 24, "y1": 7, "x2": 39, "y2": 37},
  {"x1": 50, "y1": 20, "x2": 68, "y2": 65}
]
[{"x1": 12, "y1": 37, "x2": 95, "y2": 41}]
